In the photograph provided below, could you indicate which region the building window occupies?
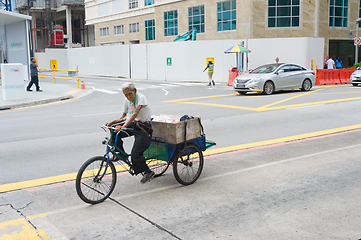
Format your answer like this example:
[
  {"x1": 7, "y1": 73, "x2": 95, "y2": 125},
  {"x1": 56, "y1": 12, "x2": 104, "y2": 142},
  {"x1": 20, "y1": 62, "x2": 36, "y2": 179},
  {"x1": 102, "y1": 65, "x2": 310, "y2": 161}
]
[
  {"x1": 145, "y1": 19, "x2": 155, "y2": 40},
  {"x1": 164, "y1": 10, "x2": 178, "y2": 36},
  {"x1": 217, "y1": 0, "x2": 236, "y2": 31},
  {"x1": 268, "y1": 0, "x2": 300, "y2": 28},
  {"x1": 129, "y1": 22, "x2": 139, "y2": 33},
  {"x1": 189, "y1": 5, "x2": 205, "y2": 33},
  {"x1": 114, "y1": 25, "x2": 124, "y2": 35},
  {"x1": 98, "y1": 2, "x2": 108, "y2": 16},
  {"x1": 129, "y1": 0, "x2": 138, "y2": 9},
  {"x1": 100, "y1": 27, "x2": 109, "y2": 37},
  {"x1": 329, "y1": 0, "x2": 348, "y2": 27},
  {"x1": 145, "y1": 0, "x2": 153, "y2": 6},
  {"x1": 112, "y1": 0, "x2": 123, "y2": 13}
]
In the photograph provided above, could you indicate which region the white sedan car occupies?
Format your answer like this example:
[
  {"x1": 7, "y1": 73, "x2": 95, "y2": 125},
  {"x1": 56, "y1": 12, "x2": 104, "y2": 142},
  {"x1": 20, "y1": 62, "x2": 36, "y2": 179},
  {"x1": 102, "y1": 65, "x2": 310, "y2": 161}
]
[
  {"x1": 350, "y1": 67, "x2": 361, "y2": 86},
  {"x1": 233, "y1": 63, "x2": 316, "y2": 95}
]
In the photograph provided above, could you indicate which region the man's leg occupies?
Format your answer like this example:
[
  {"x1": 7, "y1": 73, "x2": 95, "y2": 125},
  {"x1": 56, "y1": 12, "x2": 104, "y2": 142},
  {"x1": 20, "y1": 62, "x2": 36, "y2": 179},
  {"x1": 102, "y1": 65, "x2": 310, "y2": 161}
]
[
  {"x1": 34, "y1": 76, "x2": 41, "y2": 91},
  {"x1": 131, "y1": 130, "x2": 151, "y2": 175},
  {"x1": 27, "y1": 76, "x2": 35, "y2": 91}
]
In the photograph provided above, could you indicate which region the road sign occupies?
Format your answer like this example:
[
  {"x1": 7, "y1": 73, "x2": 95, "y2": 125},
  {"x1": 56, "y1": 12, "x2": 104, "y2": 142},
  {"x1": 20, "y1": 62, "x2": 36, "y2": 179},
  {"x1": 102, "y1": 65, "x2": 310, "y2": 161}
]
[
  {"x1": 166, "y1": 57, "x2": 172, "y2": 66},
  {"x1": 354, "y1": 37, "x2": 361, "y2": 46},
  {"x1": 50, "y1": 59, "x2": 57, "y2": 70}
]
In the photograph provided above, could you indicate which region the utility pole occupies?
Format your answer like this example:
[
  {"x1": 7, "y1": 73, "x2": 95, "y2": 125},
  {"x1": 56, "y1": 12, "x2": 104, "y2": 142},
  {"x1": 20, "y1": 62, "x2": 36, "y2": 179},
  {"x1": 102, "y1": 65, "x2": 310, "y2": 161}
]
[{"x1": 45, "y1": 0, "x2": 52, "y2": 48}]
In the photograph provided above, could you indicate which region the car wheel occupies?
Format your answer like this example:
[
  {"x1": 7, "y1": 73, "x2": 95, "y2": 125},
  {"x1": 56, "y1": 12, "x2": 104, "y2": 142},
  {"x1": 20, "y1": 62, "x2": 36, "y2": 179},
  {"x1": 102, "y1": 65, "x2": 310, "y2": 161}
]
[
  {"x1": 352, "y1": 83, "x2": 358, "y2": 86},
  {"x1": 238, "y1": 91, "x2": 247, "y2": 95},
  {"x1": 301, "y1": 79, "x2": 312, "y2": 91},
  {"x1": 263, "y1": 81, "x2": 274, "y2": 95}
]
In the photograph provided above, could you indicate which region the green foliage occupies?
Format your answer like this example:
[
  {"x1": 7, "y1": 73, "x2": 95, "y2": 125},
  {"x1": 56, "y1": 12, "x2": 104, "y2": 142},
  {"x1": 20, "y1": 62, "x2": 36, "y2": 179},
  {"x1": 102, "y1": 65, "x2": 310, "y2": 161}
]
[{"x1": 352, "y1": 62, "x2": 361, "y2": 68}]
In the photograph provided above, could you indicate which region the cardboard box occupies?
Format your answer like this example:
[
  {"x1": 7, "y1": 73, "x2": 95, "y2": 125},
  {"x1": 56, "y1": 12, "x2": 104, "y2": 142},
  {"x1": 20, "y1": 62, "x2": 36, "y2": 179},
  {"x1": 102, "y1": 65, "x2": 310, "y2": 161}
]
[{"x1": 151, "y1": 117, "x2": 202, "y2": 144}]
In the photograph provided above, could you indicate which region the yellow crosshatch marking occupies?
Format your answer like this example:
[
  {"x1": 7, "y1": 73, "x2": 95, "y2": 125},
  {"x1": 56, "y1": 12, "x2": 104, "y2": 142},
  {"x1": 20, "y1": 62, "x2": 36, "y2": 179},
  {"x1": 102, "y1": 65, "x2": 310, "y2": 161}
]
[{"x1": 163, "y1": 86, "x2": 361, "y2": 111}]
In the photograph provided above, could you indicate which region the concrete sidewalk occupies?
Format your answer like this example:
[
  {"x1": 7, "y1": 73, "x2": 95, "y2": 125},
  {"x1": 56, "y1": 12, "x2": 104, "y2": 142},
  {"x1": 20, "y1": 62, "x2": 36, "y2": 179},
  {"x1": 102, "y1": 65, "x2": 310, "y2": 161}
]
[{"x1": 0, "y1": 80, "x2": 93, "y2": 111}]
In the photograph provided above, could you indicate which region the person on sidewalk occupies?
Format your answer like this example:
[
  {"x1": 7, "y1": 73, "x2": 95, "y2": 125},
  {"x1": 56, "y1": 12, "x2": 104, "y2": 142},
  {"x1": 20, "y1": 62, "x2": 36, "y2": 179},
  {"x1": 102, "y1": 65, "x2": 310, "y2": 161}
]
[
  {"x1": 105, "y1": 82, "x2": 154, "y2": 184},
  {"x1": 275, "y1": 57, "x2": 279, "y2": 63},
  {"x1": 335, "y1": 57, "x2": 342, "y2": 69},
  {"x1": 203, "y1": 60, "x2": 215, "y2": 86},
  {"x1": 27, "y1": 57, "x2": 42, "y2": 92},
  {"x1": 326, "y1": 56, "x2": 336, "y2": 70}
]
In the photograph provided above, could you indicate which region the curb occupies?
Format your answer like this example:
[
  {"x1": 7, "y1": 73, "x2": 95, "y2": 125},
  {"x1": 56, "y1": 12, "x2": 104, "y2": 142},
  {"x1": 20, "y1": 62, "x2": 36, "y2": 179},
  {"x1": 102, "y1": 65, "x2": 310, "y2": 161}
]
[{"x1": 0, "y1": 95, "x2": 74, "y2": 111}]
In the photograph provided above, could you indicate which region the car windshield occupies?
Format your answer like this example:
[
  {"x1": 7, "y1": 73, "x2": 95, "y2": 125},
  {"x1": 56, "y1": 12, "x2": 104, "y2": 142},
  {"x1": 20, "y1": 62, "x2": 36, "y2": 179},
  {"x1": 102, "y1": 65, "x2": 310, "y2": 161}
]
[{"x1": 250, "y1": 64, "x2": 282, "y2": 74}]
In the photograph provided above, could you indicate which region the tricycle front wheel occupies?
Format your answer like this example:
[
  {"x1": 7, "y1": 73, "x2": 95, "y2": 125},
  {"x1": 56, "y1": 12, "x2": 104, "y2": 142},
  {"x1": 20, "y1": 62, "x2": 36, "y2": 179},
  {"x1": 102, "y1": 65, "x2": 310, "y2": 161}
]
[
  {"x1": 173, "y1": 143, "x2": 204, "y2": 185},
  {"x1": 75, "y1": 156, "x2": 117, "y2": 204}
]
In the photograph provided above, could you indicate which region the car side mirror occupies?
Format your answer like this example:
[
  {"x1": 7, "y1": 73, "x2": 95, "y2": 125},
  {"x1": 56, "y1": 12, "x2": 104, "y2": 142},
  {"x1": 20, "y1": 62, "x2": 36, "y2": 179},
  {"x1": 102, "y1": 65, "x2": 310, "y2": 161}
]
[{"x1": 277, "y1": 69, "x2": 285, "y2": 74}]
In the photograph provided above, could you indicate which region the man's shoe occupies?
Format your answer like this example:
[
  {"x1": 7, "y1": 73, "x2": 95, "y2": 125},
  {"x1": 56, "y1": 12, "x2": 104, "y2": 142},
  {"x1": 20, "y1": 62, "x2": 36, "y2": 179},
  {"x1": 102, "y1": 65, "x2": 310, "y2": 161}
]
[
  {"x1": 36, "y1": 89, "x2": 43, "y2": 92},
  {"x1": 212, "y1": 80, "x2": 215, "y2": 86},
  {"x1": 27, "y1": 89, "x2": 32, "y2": 92},
  {"x1": 140, "y1": 171, "x2": 155, "y2": 183},
  {"x1": 207, "y1": 83, "x2": 211, "y2": 86}
]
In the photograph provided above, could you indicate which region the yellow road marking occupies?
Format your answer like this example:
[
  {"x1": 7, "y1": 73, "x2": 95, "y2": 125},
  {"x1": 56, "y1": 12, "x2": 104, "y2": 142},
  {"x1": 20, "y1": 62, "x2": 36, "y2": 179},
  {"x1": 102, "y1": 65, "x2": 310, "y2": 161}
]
[
  {"x1": 204, "y1": 123, "x2": 361, "y2": 156},
  {"x1": 0, "y1": 214, "x2": 50, "y2": 240},
  {"x1": 2, "y1": 123, "x2": 361, "y2": 193},
  {"x1": 163, "y1": 93, "x2": 238, "y2": 103},
  {"x1": 64, "y1": 89, "x2": 81, "y2": 95},
  {"x1": 164, "y1": 86, "x2": 361, "y2": 112},
  {"x1": 257, "y1": 87, "x2": 328, "y2": 110}
]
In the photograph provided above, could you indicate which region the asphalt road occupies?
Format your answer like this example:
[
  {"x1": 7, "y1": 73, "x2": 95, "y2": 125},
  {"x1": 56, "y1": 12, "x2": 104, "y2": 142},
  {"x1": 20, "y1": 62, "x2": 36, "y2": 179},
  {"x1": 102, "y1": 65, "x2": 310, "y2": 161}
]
[{"x1": 1, "y1": 78, "x2": 361, "y2": 239}]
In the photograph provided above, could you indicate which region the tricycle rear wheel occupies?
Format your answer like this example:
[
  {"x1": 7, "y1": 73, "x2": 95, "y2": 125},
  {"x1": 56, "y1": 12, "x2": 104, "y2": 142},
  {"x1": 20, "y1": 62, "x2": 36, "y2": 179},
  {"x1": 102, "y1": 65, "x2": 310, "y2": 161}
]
[
  {"x1": 146, "y1": 159, "x2": 170, "y2": 177},
  {"x1": 173, "y1": 143, "x2": 204, "y2": 185}
]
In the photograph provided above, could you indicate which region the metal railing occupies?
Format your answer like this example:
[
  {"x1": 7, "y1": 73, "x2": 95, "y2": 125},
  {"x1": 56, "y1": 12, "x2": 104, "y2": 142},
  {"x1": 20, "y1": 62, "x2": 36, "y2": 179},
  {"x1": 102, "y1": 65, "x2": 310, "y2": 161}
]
[{"x1": 38, "y1": 66, "x2": 80, "y2": 88}]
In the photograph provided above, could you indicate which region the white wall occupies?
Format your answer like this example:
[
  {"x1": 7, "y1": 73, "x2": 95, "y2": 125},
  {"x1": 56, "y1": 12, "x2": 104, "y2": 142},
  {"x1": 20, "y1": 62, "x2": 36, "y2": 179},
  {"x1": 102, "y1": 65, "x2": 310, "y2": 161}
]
[
  {"x1": 36, "y1": 48, "x2": 68, "y2": 70},
  {"x1": 35, "y1": 37, "x2": 325, "y2": 82}
]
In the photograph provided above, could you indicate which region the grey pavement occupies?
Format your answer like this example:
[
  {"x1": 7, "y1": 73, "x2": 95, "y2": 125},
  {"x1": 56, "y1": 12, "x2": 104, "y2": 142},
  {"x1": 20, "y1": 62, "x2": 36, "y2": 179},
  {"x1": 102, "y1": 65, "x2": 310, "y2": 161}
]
[{"x1": 0, "y1": 79, "x2": 93, "y2": 111}]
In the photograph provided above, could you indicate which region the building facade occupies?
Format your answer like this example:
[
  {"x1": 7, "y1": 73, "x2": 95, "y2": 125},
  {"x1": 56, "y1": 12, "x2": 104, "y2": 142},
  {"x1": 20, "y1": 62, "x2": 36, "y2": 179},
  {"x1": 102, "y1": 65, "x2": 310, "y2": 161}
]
[{"x1": 85, "y1": 0, "x2": 361, "y2": 67}]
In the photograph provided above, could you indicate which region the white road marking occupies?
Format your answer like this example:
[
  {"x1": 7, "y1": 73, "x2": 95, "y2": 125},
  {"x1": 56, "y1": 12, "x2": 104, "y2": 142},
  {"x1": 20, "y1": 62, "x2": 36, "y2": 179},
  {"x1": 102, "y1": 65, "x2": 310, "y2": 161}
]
[
  {"x1": 92, "y1": 87, "x2": 119, "y2": 94},
  {"x1": 162, "y1": 88, "x2": 169, "y2": 95}
]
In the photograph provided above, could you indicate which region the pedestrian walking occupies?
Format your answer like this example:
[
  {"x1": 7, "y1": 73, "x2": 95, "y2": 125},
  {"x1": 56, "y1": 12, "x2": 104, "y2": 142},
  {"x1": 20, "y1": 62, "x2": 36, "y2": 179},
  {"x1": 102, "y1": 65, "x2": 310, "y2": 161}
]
[
  {"x1": 324, "y1": 55, "x2": 329, "y2": 69},
  {"x1": 27, "y1": 57, "x2": 42, "y2": 92},
  {"x1": 326, "y1": 55, "x2": 336, "y2": 69},
  {"x1": 335, "y1": 57, "x2": 342, "y2": 69},
  {"x1": 203, "y1": 60, "x2": 215, "y2": 86}
]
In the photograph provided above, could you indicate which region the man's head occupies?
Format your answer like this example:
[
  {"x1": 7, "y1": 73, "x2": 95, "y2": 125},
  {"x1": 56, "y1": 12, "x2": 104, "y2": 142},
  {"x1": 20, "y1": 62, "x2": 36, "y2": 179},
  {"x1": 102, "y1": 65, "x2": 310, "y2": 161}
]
[
  {"x1": 31, "y1": 57, "x2": 35, "y2": 63},
  {"x1": 275, "y1": 57, "x2": 279, "y2": 63},
  {"x1": 209, "y1": 60, "x2": 212, "y2": 64},
  {"x1": 122, "y1": 82, "x2": 137, "y2": 101}
]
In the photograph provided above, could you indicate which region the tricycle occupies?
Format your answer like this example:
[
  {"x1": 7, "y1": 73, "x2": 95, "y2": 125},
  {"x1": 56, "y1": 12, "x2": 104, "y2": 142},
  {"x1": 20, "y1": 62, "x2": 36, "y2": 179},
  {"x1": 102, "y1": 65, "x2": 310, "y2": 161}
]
[{"x1": 75, "y1": 125, "x2": 216, "y2": 204}]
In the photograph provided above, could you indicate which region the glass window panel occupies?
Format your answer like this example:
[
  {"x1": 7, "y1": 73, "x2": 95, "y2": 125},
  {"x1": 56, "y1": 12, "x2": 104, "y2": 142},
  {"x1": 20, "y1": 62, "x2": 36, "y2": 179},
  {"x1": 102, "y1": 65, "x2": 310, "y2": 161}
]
[
  {"x1": 201, "y1": 25, "x2": 204, "y2": 32},
  {"x1": 223, "y1": 21, "x2": 230, "y2": 30},
  {"x1": 217, "y1": 12, "x2": 222, "y2": 21},
  {"x1": 232, "y1": 20, "x2": 236, "y2": 29},
  {"x1": 292, "y1": 0, "x2": 299, "y2": 4},
  {"x1": 329, "y1": 17, "x2": 334, "y2": 26},
  {"x1": 188, "y1": 8, "x2": 192, "y2": 15},
  {"x1": 232, "y1": 10, "x2": 236, "y2": 19},
  {"x1": 223, "y1": 11, "x2": 231, "y2": 20},
  {"x1": 193, "y1": 7, "x2": 199, "y2": 15},
  {"x1": 268, "y1": 18, "x2": 275, "y2": 27},
  {"x1": 269, "y1": 7, "x2": 276, "y2": 17},
  {"x1": 277, "y1": 17, "x2": 290, "y2": 27},
  {"x1": 335, "y1": 17, "x2": 342, "y2": 26},
  {"x1": 330, "y1": 7, "x2": 334, "y2": 16},
  {"x1": 344, "y1": 0, "x2": 348, "y2": 7},
  {"x1": 231, "y1": 0, "x2": 236, "y2": 9},
  {"x1": 292, "y1": 17, "x2": 299, "y2": 26},
  {"x1": 269, "y1": 0, "x2": 276, "y2": 6},
  {"x1": 335, "y1": 7, "x2": 342, "y2": 16},
  {"x1": 292, "y1": 6, "x2": 299, "y2": 16},
  {"x1": 189, "y1": 17, "x2": 192, "y2": 25},
  {"x1": 343, "y1": 8, "x2": 348, "y2": 16},
  {"x1": 277, "y1": 7, "x2": 291, "y2": 16},
  {"x1": 335, "y1": 0, "x2": 342, "y2": 6},
  {"x1": 223, "y1": 1, "x2": 231, "y2": 11},
  {"x1": 217, "y1": 22, "x2": 221, "y2": 31},
  {"x1": 330, "y1": 0, "x2": 334, "y2": 4},
  {"x1": 278, "y1": 0, "x2": 291, "y2": 6},
  {"x1": 193, "y1": 16, "x2": 200, "y2": 24},
  {"x1": 217, "y1": 2, "x2": 222, "y2": 11},
  {"x1": 201, "y1": 6, "x2": 204, "y2": 14},
  {"x1": 343, "y1": 18, "x2": 347, "y2": 27},
  {"x1": 201, "y1": 15, "x2": 204, "y2": 22}
]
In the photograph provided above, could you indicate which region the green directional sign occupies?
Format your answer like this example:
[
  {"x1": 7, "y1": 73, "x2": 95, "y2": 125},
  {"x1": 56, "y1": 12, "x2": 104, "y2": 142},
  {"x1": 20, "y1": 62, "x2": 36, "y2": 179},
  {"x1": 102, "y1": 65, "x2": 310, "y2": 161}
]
[{"x1": 166, "y1": 57, "x2": 172, "y2": 66}]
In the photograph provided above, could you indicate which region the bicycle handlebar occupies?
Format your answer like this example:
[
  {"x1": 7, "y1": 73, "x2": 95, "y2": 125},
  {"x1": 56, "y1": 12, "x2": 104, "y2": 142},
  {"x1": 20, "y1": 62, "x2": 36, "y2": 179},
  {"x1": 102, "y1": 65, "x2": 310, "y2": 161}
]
[{"x1": 101, "y1": 125, "x2": 132, "y2": 132}]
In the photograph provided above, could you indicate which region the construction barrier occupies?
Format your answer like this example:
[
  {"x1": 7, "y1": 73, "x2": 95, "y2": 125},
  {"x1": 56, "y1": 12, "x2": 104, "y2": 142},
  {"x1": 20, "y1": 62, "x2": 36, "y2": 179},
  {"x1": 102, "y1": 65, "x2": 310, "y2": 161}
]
[
  {"x1": 227, "y1": 67, "x2": 238, "y2": 86},
  {"x1": 316, "y1": 68, "x2": 356, "y2": 85},
  {"x1": 38, "y1": 66, "x2": 80, "y2": 88}
]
